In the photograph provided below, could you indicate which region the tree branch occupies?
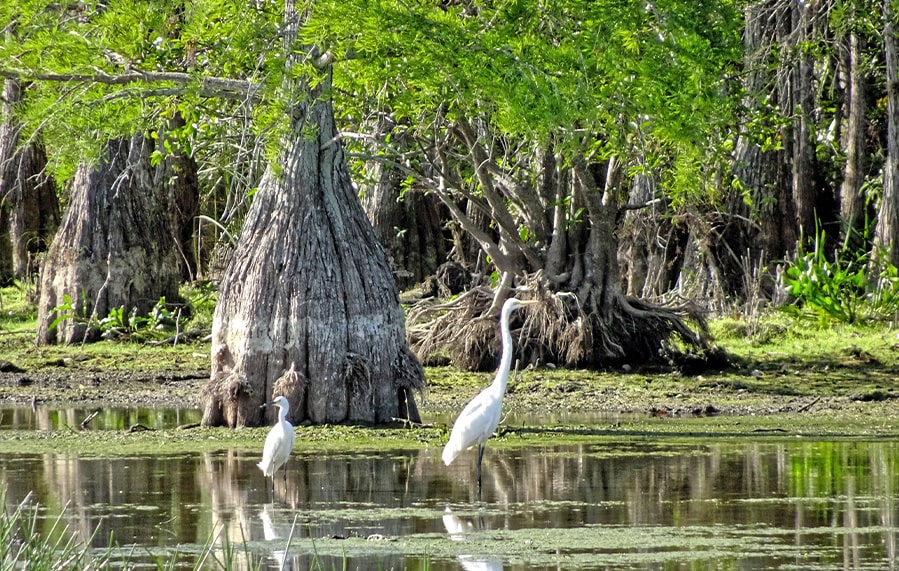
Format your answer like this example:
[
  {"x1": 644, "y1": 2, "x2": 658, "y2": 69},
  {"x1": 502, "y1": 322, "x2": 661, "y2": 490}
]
[{"x1": 0, "y1": 68, "x2": 261, "y2": 102}]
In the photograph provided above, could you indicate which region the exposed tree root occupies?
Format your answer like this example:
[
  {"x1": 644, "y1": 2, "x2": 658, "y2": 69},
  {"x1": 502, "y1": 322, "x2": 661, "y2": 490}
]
[{"x1": 407, "y1": 277, "x2": 724, "y2": 373}]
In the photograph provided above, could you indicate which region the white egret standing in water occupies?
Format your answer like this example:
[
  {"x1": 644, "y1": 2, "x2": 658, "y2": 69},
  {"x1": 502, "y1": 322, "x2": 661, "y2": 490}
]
[
  {"x1": 442, "y1": 297, "x2": 536, "y2": 493},
  {"x1": 258, "y1": 396, "x2": 295, "y2": 493}
]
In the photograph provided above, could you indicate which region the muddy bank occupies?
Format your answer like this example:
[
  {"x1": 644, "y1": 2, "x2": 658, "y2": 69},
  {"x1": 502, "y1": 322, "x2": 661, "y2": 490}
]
[
  {"x1": 0, "y1": 368, "x2": 207, "y2": 408},
  {"x1": 2, "y1": 361, "x2": 898, "y2": 422}
]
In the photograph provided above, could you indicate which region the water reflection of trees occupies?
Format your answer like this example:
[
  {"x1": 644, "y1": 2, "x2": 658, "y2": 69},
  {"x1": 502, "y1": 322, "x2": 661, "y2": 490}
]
[
  {"x1": 0, "y1": 405, "x2": 201, "y2": 431},
  {"x1": 1, "y1": 439, "x2": 898, "y2": 567}
]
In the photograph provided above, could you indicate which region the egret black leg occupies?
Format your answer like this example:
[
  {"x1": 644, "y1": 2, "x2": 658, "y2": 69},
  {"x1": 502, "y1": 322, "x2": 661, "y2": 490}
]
[{"x1": 476, "y1": 444, "x2": 486, "y2": 496}]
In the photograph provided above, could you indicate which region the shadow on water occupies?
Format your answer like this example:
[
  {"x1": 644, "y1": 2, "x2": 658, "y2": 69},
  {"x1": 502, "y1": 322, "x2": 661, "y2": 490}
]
[{"x1": 2, "y1": 408, "x2": 899, "y2": 569}]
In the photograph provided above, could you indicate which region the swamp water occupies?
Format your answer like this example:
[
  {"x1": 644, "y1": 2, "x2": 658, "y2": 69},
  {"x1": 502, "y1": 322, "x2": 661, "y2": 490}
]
[{"x1": 2, "y1": 406, "x2": 899, "y2": 570}]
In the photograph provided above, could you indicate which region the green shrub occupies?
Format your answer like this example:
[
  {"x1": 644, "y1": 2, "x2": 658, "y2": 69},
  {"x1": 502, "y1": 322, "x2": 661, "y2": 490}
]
[{"x1": 782, "y1": 229, "x2": 899, "y2": 325}]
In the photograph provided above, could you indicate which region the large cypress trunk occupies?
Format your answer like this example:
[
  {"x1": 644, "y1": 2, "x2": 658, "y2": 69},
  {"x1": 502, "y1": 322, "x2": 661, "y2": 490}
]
[
  {"x1": 791, "y1": 0, "x2": 819, "y2": 239},
  {"x1": 361, "y1": 126, "x2": 446, "y2": 291},
  {"x1": 0, "y1": 78, "x2": 59, "y2": 283},
  {"x1": 36, "y1": 134, "x2": 182, "y2": 344},
  {"x1": 728, "y1": 0, "x2": 797, "y2": 275},
  {"x1": 201, "y1": 69, "x2": 424, "y2": 427},
  {"x1": 158, "y1": 113, "x2": 200, "y2": 282}
]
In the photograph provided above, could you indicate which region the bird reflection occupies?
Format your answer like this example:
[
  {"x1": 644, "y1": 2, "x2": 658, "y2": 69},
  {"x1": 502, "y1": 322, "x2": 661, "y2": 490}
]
[
  {"x1": 259, "y1": 503, "x2": 291, "y2": 571},
  {"x1": 442, "y1": 507, "x2": 503, "y2": 571}
]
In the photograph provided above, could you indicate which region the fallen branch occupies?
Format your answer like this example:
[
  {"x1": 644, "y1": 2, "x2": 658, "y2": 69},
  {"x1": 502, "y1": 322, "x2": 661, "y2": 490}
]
[
  {"x1": 79, "y1": 410, "x2": 100, "y2": 429},
  {"x1": 389, "y1": 417, "x2": 434, "y2": 428},
  {"x1": 796, "y1": 397, "x2": 821, "y2": 413}
]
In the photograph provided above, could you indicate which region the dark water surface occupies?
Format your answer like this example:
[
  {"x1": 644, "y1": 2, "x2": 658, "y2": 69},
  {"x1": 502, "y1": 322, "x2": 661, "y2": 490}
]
[{"x1": 2, "y1": 407, "x2": 899, "y2": 570}]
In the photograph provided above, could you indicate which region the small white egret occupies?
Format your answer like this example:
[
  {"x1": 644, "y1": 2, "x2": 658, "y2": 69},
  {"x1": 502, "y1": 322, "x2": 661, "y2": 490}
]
[
  {"x1": 442, "y1": 297, "x2": 536, "y2": 492},
  {"x1": 258, "y1": 395, "x2": 295, "y2": 493}
]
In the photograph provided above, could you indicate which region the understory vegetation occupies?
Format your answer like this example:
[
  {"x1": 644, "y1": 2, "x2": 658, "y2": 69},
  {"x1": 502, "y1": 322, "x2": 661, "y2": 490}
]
[{"x1": 5, "y1": 228, "x2": 899, "y2": 359}]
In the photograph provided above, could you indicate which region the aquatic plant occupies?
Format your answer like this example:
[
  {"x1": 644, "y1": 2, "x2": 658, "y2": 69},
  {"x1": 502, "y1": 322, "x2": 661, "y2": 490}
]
[
  {"x1": 1, "y1": 491, "x2": 108, "y2": 570},
  {"x1": 782, "y1": 229, "x2": 899, "y2": 325}
]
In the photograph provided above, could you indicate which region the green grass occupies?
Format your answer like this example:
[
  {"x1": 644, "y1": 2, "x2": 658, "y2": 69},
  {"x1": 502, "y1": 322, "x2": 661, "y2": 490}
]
[
  {"x1": 0, "y1": 281, "x2": 37, "y2": 335},
  {"x1": 0, "y1": 281, "x2": 212, "y2": 372},
  {"x1": 6, "y1": 281, "x2": 899, "y2": 433}
]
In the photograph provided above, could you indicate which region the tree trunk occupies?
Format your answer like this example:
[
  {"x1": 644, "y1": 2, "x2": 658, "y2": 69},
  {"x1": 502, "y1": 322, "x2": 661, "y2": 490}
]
[
  {"x1": 406, "y1": 117, "x2": 706, "y2": 372},
  {"x1": 157, "y1": 113, "x2": 199, "y2": 282},
  {"x1": 0, "y1": 78, "x2": 59, "y2": 283},
  {"x1": 617, "y1": 174, "x2": 687, "y2": 299},
  {"x1": 36, "y1": 134, "x2": 183, "y2": 344},
  {"x1": 361, "y1": 126, "x2": 447, "y2": 291},
  {"x1": 876, "y1": 0, "x2": 899, "y2": 266},
  {"x1": 730, "y1": 0, "x2": 797, "y2": 271},
  {"x1": 840, "y1": 31, "x2": 870, "y2": 251},
  {"x1": 792, "y1": 0, "x2": 819, "y2": 239},
  {"x1": 201, "y1": 68, "x2": 424, "y2": 427}
]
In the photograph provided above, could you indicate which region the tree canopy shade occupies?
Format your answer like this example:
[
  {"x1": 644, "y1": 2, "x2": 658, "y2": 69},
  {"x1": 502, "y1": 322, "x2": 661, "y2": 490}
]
[{"x1": 309, "y1": 0, "x2": 739, "y2": 145}]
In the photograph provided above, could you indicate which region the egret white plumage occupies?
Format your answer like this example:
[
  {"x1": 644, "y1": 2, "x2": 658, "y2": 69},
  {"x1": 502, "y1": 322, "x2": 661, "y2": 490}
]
[
  {"x1": 442, "y1": 297, "x2": 536, "y2": 492},
  {"x1": 258, "y1": 395, "x2": 295, "y2": 493}
]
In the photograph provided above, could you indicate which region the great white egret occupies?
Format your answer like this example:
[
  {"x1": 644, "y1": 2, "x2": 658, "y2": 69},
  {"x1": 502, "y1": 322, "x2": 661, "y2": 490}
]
[
  {"x1": 258, "y1": 395, "x2": 295, "y2": 493},
  {"x1": 442, "y1": 297, "x2": 536, "y2": 492}
]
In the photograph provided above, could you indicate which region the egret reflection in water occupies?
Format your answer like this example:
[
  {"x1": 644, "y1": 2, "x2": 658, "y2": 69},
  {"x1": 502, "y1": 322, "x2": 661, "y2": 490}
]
[
  {"x1": 443, "y1": 507, "x2": 503, "y2": 571},
  {"x1": 3, "y1": 408, "x2": 899, "y2": 570},
  {"x1": 260, "y1": 503, "x2": 292, "y2": 570}
]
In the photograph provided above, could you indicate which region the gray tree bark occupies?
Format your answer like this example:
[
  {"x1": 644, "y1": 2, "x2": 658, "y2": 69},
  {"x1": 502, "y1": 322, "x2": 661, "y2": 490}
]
[
  {"x1": 791, "y1": 0, "x2": 819, "y2": 238},
  {"x1": 361, "y1": 125, "x2": 446, "y2": 291},
  {"x1": 0, "y1": 78, "x2": 59, "y2": 283},
  {"x1": 201, "y1": 66, "x2": 424, "y2": 427},
  {"x1": 840, "y1": 31, "x2": 869, "y2": 250},
  {"x1": 36, "y1": 134, "x2": 182, "y2": 344},
  {"x1": 876, "y1": 0, "x2": 899, "y2": 266},
  {"x1": 157, "y1": 113, "x2": 199, "y2": 282}
]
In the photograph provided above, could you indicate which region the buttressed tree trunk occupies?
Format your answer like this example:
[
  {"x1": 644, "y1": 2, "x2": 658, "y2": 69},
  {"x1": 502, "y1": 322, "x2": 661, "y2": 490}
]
[
  {"x1": 157, "y1": 113, "x2": 199, "y2": 282},
  {"x1": 0, "y1": 78, "x2": 59, "y2": 283},
  {"x1": 36, "y1": 134, "x2": 182, "y2": 344},
  {"x1": 201, "y1": 66, "x2": 425, "y2": 428},
  {"x1": 361, "y1": 125, "x2": 446, "y2": 291},
  {"x1": 839, "y1": 31, "x2": 869, "y2": 251}
]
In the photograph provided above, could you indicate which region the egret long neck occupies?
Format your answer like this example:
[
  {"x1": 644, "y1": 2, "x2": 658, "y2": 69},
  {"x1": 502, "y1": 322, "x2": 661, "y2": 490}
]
[
  {"x1": 494, "y1": 304, "x2": 515, "y2": 393},
  {"x1": 278, "y1": 403, "x2": 289, "y2": 423}
]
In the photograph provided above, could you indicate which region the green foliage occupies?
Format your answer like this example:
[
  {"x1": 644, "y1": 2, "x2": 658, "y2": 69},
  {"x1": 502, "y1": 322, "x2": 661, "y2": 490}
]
[
  {"x1": 311, "y1": 0, "x2": 740, "y2": 139},
  {"x1": 181, "y1": 281, "x2": 218, "y2": 330},
  {"x1": 782, "y1": 230, "x2": 899, "y2": 325},
  {"x1": 308, "y1": 0, "x2": 741, "y2": 202},
  {"x1": 0, "y1": 282, "x2": 37, "y2": 331},
  {"x1": 97, "y1": 297, "x2": 176, "y2": 335},
  {"x1": 0, "y1": 0, "x2": 284, "y2": 183},
  {"x1": 1, "y1": 490, "x2": 108, "y2": 570},
  {"x1": 47, "y1": 295, "x2": 182, "y2": 341},
  {"x1": 48, "y1": 292, "x2": 84, "y2": 332}
]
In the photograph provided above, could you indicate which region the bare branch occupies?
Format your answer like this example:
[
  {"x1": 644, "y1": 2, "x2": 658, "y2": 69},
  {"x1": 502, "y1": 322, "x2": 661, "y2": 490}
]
[{"x1": 0, "y1": 68, "x2": 261, "y2": 102}]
